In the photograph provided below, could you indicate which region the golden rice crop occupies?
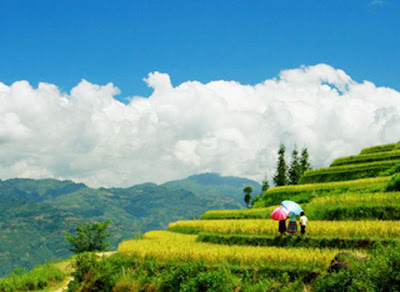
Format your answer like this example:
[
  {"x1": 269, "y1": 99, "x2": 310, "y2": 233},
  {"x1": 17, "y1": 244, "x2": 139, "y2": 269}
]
[
  {"x1": 169, "y1": 219, "x2": 400, "y2": 238},
  {"x1": 264, "y1": 177, "x2": 390, "y2": 194},
  {"x1": 118, "y1": 231, "x2": 339, "y2": 269},
  {"x1": 307, "y1": 192, "x2": 400, "y2": 207},
  {"x1": 202, "y1": 206, "x2": 277, "y2": 216}
]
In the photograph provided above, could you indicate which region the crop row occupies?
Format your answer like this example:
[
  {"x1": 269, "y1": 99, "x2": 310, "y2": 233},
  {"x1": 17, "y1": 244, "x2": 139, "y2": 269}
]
[
  {"x1": 200, "y1": 206, "x2": 277, "y2": 220},
  {"x1": 169, "y1": 219, "x2": 400, "y2": 239},
  {"x1": 331, "y1": 150, "x2": 400, "y2": 167},
  {"x1": 197, "y1": 232, "x2": 395, "y2": 249},
  {"x1": 253, "y1": 177, "x2": 390, "y2": 207},
  {"x1": 118, "y1": 231, "x2": 340, "y2": 270},
  {"x1": 298, "y1": 160, "x2": 400, "y2": 184},
  {"x1": 306, "y1": 192, "x2": 400, "y2": 220},
  {"x1": 359, "y1": 143, "x2": 397, "y2": 155}
]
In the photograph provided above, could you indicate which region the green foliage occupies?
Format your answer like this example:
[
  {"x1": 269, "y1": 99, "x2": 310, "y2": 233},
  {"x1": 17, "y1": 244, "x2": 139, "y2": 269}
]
[
  {"x1": 288, "y1": 147, "x2": 301, "y2": 185},
  {"x1": 64, "y1": 220, "x2": 111, "y2": 253},
  {"x1": 386, "y1": 173, "x2": 400, "y2": 191},
  {"x1": 299, "y1": 160, "x2": 400, "y2": 184},
  {"x1": 273, "y1": 144, "x2": 288, "y2": 186},
  {"x1": 243, "y1": 186, "x2": 253, "y2": 207},
  {"x1": 313, "y1": 243, "x2": 400, "y2": 292},
  {"x1": 197, "y1": 232, "x2": 393, "y2": 249},
  {"x1": 300, "y1": 147, "x2": 312, "y2": 175},
  {"x1": 67, "y1": 253, "x2": 312, "y2": 291},
  {"x1": 359, "y1": 143, "x2": 396, "y2": 154},
  {"x1": 261, "y1": 174, "x2": 270, "y2": 192},
  {"x1": 0, "y1": 263, "x2": 65, "y2": 292},
  {"x1": 331, "y1": 150, "x2": 400, "y2": 167},
  {"x1": 379, "y1": 163, "x2": 400, "y2": 176}
]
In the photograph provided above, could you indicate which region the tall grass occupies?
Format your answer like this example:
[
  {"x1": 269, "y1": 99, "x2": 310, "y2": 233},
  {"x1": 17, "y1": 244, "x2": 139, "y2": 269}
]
[
  {"x1": 299, "y1": 160, "x2": 400, "y2": 184},
  {"x1": 0, "y1": 263, "x2": 65, "y2": 292},
  {"x1": 331, "y1": 151, "x2": 400, "y2": 167}
]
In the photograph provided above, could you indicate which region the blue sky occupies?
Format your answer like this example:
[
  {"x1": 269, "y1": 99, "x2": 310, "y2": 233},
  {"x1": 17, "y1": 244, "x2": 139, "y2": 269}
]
[{"x1": 1, "y1": 0, "x2": 399, "y2": 100}]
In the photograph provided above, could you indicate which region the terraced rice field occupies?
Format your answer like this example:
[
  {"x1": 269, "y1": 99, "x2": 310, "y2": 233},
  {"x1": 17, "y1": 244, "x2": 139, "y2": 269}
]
[
  {"x1": 169, "y1": 219, "x2": 400, "y2": 239},
  {"x1": 118, "y1": 231, "x2": 341, "y2": 270}
]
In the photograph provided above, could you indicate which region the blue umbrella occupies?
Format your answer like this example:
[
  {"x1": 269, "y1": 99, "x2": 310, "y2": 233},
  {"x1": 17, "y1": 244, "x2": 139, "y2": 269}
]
[{"x1": 281, "y1": 200, "x2": 303, "y2": 216}]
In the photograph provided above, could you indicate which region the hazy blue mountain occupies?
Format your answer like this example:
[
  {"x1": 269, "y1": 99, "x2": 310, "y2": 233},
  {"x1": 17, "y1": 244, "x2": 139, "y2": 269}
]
[{"x1": 0, "y1": 173, "x2": 260, "y2": 276}]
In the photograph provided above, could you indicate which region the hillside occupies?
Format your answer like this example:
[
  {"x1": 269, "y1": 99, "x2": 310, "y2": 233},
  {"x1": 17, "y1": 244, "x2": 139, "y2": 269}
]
[
  {"x1": 65, "y1": 141, "x2": 400, "y2": 291},
  {"x1": 0, "y1": 173, "x2": 260, "y2": 277}
]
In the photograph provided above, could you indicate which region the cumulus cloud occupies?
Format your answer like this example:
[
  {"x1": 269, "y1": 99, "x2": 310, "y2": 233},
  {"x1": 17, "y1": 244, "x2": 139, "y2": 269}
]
[{"x1": 0, "y1": 64, "x2": 400, "y2": 187}]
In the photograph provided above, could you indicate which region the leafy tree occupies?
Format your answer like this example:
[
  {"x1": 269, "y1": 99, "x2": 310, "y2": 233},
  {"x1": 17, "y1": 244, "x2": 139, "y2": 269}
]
[
  {"x1": 64, "y1": 220, "x2": 111, "y2": 253},
  {"x1": 261, "y1": 174, "x2": 270, "y2": 193},
  {"x1": 288, "y1": 147, "x2": 301, "y2": 185},
  {"x1": 243, "y1": 186, "x2": 253, "y2": 208},
  {"x1": 300, "y1": 148, "x2": 312, "y2": 176},
  {"x1": 273, "y1": 144, "x2": 288, "y2": 186}
]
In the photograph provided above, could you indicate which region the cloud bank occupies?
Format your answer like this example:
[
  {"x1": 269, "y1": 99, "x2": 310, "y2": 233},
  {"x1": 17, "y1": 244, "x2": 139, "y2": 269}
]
[{"x1": 1, "y1": 64, "x2": 400, "y2": 187}]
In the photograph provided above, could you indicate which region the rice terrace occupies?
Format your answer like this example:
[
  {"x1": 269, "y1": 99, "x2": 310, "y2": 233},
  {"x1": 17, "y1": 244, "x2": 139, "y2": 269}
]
[{"x1": 3, "y1": 141, "x2": 400, "y2": 291}]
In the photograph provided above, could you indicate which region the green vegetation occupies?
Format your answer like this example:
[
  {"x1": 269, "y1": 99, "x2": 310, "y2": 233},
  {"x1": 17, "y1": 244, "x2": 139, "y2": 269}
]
[
  {"x1": 64, "y1": 220, "x2": 111, "y2": 253},
  {"x1": 197, "y1": 232, "x2": 394, "y2": 249},
  {"x1": 359, "y1": 143, "x2": 396, "y2": 154},
  {"x1": 299, "y1": 160, "x2": 400, "y2": 184},
  {"x1": 67, "y1": 252, "x2": 313, "y2": 292},
  {"x1": 0, "y1": 173, "x2": 260, "y2": 277},
  {"x1": 0, "y1": 263, "x2": 65, "y2": 292},
  {"x1": 331, "y1": 150, "x2": 400, "y2": 167},
  {"x1": 273, "y1": 144, "x2": 289, "y2": 186},
  {"x1": 200, "y1": 206, "x2": 276, "y2": 219},
  {"x1": 254, "y1": 177, "x2": 389, "y2": 207},
  {"x1": 243, "y1": 186, "x2": 253, "y2": 207}
]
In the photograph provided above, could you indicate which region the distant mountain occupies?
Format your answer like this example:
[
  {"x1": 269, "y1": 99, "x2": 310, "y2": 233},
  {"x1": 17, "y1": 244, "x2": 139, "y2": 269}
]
[{"x1": 0, "y1": 173, "x2": 260, "y2": 276}]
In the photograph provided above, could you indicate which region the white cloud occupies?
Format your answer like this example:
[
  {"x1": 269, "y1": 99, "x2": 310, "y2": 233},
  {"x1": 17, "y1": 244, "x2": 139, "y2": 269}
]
[
  {"x1": 0, "y1": 64, "x2": 400, "y2": 187},
  {"x1": 369, "y1": 0, "x2": 386, "y2": 6}
]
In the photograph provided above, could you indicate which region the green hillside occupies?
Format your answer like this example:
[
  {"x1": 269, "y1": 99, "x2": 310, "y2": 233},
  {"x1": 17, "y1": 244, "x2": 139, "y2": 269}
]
[
  {"x1": 68, "y1": 141, "x2": 400, "y2": 291},
  {"x1": 0, "y1": 173, "x2": 260, "y2": 277}
]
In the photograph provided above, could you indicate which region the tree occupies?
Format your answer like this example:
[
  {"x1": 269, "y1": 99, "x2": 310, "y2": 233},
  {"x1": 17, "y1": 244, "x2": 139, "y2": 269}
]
[
  {"x1": 64, "y1": 220, "x2": 111, "y2": 253},
  {"x1": 288, "y1": 147, "x2": 301, "y2": 185},
  {"x1": 261, "y1": 174, "x2": 270, "y2": 192},
  {"x1": 243, "y1": 186, "x2": 253, "y2": 208},
  {"x1": 300, "y1": 147, "x2": 312, "y2": 176},
  {"x1": 273, "y1": 144, "x2": 288, "y2": 186}
]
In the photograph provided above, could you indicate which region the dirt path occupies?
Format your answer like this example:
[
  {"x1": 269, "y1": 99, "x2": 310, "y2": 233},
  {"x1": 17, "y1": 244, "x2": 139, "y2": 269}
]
[{"x1": 49, "y1": 251, "x2": 116, "y2": 292}]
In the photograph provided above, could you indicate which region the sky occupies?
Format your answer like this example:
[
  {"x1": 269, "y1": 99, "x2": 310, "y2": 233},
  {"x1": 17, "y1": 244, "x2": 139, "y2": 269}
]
[{"x1": 0, "y1": 0, "x2": 400, "y2": 187}]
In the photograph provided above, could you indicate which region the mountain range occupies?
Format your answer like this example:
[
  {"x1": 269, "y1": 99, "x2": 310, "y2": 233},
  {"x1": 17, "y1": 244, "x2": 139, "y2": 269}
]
[{"x1": 0, "y1": 173, "x2": 260, "y2": 277}]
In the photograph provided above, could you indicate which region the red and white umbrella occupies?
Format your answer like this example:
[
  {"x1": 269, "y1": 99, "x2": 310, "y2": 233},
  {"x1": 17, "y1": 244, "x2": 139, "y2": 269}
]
[{"x1": 270, "y1": 206, "x2": 290, "y2": 221}]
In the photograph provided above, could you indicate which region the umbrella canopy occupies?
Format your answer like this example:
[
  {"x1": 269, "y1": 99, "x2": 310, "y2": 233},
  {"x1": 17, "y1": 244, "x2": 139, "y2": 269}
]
[
  {"x1": 281, "y1": 200, "x2": 303, "y2": 216},
  {"x1": 271, "y1": 206, "x2": 290, "y2": 221}
]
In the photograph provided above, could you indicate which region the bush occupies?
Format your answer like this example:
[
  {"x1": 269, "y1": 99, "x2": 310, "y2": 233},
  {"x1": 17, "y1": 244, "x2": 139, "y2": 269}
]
[
  {"x1": 64, "y1": 219, "x2": 111, "y2": 253},
  {"x1": 312, "y1": 243, "x2": 400, "y2": 291},
  {"x1": 0, "y1": 263, "x2": 65, "y2": 292},
  {"x1": 386, "y1": 173, "x2": 400, "y2": 192}
]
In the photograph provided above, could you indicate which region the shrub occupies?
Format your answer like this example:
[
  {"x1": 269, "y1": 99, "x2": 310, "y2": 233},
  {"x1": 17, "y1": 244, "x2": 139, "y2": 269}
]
[
  {"x1": 0, "y1": 263, "x2": 65, "y2": 292},
  {"x1": 386, "y1": 173, "x2": 400, "y2": 192}
]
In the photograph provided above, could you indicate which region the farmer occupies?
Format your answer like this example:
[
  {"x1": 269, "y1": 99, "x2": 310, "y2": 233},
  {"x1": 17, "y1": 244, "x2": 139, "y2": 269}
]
[
  {"x1": 278, "y1": 219, "x2": 287, "y2": 236},
  {"x1": 300, "y1": 211, "x2": 308, "y2": 235},
  {"x1": 287, "y1": 213, "x2": 298, "y2": 234}
]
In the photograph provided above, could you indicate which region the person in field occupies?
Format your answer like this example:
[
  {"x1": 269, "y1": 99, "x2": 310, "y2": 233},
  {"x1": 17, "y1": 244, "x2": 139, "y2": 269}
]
[
  {"x1": 287, "y1": 213, "x2": 298, "y2": 234},
  {"x1": 300, "y1": 211, "x2": 308, "y2": 235},
  {"x1": 278, "y1": 219, "x2": 287, "y2": 236}
]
